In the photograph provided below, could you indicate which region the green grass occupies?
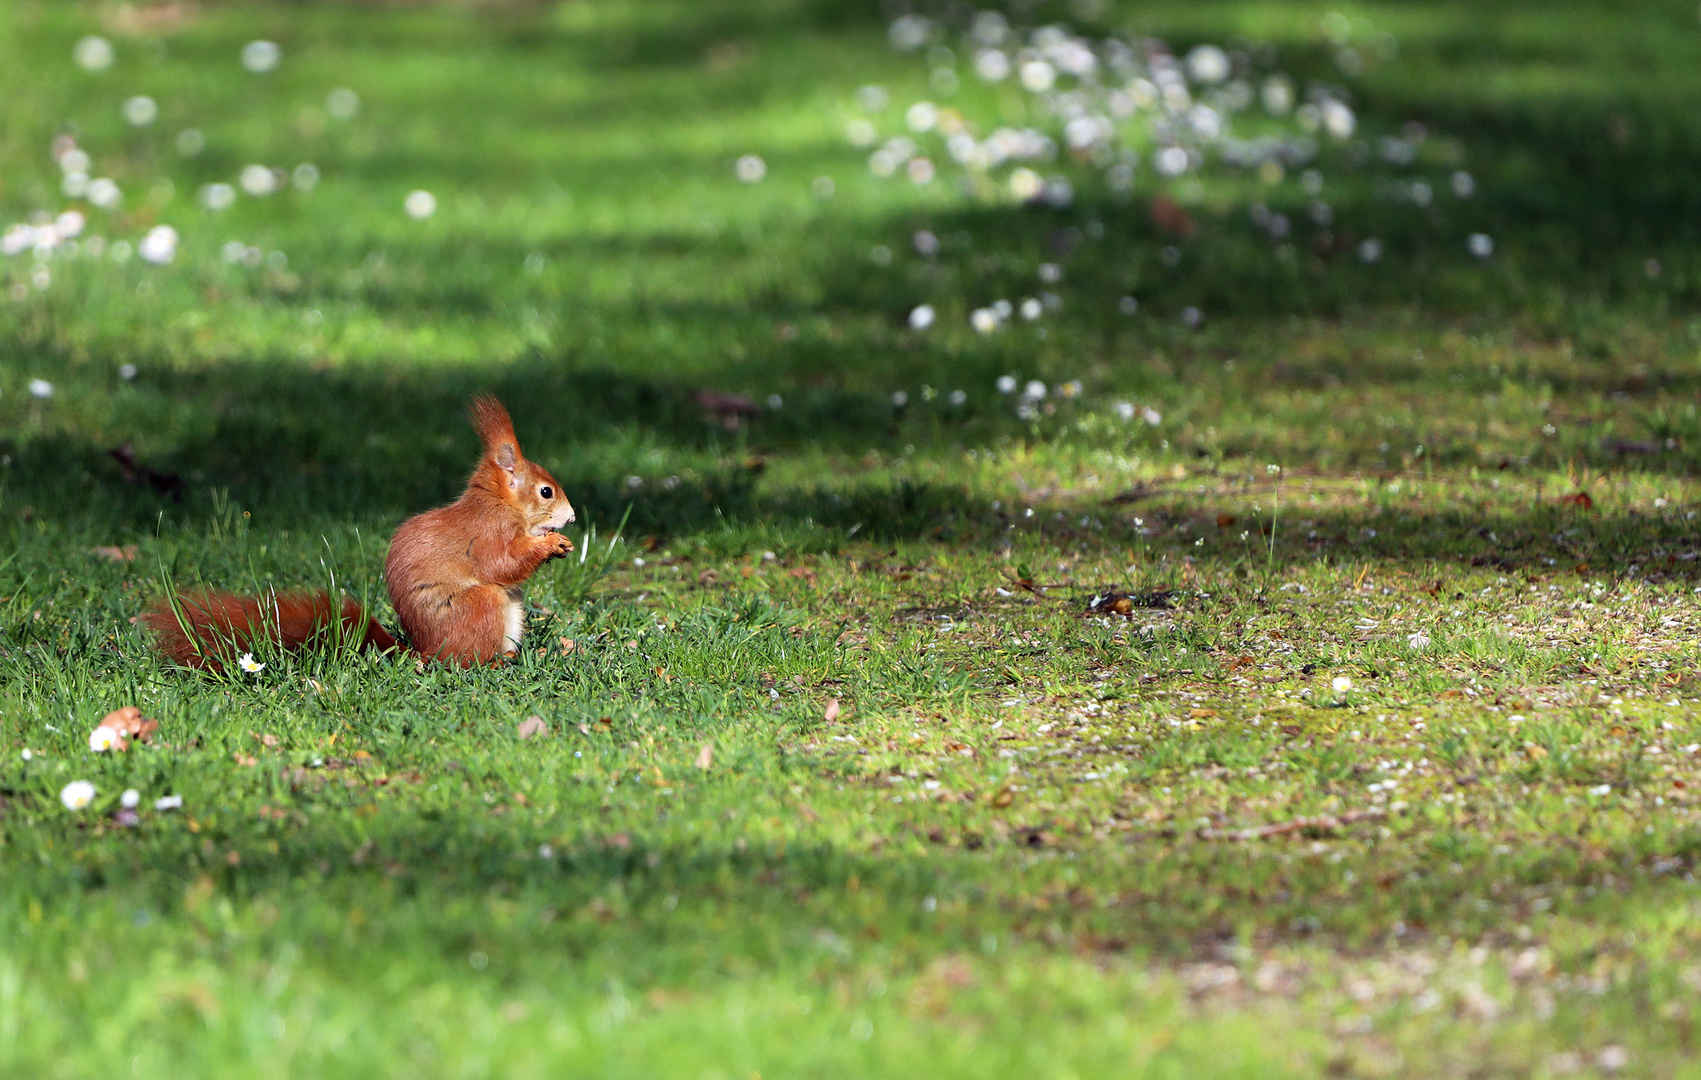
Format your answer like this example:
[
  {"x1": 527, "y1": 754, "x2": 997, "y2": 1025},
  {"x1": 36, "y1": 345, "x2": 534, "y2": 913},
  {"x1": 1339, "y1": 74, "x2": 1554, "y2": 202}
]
[{"x1": 6, "y1": 0, "x2": 1701, "y2": 1076}]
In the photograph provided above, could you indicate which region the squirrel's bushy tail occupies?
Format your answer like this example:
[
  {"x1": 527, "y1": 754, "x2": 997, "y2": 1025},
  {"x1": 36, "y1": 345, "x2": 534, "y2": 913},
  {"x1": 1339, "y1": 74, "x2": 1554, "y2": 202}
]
[{"x1": 142, "y1": 590, "x2": 398, "y2": 672}]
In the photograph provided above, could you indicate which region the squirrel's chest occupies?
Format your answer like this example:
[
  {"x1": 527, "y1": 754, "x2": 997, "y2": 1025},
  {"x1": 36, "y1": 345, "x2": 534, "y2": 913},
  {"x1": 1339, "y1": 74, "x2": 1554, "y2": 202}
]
[{"x1": 500, "y1": 588, "x2": 524, "y2": 654}]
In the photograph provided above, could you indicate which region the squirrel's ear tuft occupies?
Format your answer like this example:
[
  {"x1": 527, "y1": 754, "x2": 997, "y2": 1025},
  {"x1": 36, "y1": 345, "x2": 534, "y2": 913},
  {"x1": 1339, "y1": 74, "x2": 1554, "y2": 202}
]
[
  {"x1": 468, "y1": 395, "x2": 518, "y2": 451},
  {"x1": 494, "y1": 443, "x2": 517, "y2": 471}
]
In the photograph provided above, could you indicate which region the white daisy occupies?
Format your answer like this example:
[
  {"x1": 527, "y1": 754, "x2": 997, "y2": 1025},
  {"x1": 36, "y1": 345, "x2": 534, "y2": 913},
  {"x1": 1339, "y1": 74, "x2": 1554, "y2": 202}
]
[
  {"x1": 241, "y1": 40, "x2": 281, "y2": 73},
  {"x1": 404, "y1": 190, "x2": 437, "y2": 219}
]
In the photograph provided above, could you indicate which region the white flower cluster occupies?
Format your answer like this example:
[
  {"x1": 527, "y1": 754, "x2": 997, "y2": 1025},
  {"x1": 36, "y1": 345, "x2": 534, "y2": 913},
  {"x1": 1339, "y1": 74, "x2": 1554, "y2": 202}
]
[
  {"x1": 854, "y1": 15, "x2": 1375, "y2": 207},
  {"x1": 844, "y1": 8, "x2": 1497, "y2": 303},
  {"x1": 5, "y1": 36, "x2": 370, "y2": 303},
  {"x1": 58, "y1": 780, "x2": 183, "y2": 813}
]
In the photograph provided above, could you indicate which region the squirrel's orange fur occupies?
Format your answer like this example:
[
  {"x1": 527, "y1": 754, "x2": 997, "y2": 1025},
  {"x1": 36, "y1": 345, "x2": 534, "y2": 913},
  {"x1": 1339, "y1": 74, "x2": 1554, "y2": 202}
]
[
  {"x1": 144, "y1": 395, "x2": 575, "y2": 671},
  {"x1": 142, "y1": 590, "x2": 396, "y2": 673},
  {"x1": 384, "y1": 394, "x2": 576, "y2": 665}
]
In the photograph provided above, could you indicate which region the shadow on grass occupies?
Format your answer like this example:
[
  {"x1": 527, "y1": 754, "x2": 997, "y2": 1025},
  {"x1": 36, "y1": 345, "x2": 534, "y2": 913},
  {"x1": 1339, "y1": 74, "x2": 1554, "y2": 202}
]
[
  {"x1": 533, "y1": 0, "x2": 1701, "y2": 326},
  {"x1": 5, "y1": 386, "x2": 1700, "y2": 587},
  {"x1": 168, "y1": 0, "x2": 1701, "y2": 330},
  {"x1": 4, "y1": 331, "x2": 1700, "y2": 580},
  {"x1": 6, "y1": 0, "x2": 1701, "y2": 570},
  {"x1": 12, "y1": 805, "x2": 1701, "y2": 962}
]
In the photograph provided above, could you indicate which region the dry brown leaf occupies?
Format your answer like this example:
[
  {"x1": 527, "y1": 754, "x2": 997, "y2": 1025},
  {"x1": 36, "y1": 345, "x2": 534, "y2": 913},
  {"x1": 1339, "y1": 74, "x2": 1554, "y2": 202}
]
[
  {"x1": 99, "y1": 705, "x2": 159, "y2": 750},
  {"x1": 101, "y1": 705, "x2": 143, "y2": 730},
  {"x1": 1559, "y1": 491, "x2": 1595, "y2": 509},
  {"x1": 107, "y1": 443, "x2": 185, "y2": 500},
  {"x1": 92, "y1": 545, "x2": 138, "y2": 562},
  {"x1": 518, "y1": 715, "x2": 549, "y2": 740},
  {"x1": 1150, "y1": 193, "x2": 1197, "y2": 237},
  {"x1": 990, "y1": 786, "x2": 1015, "y2": 808},
  {"x1": 1190, "y1": 708, "x2": 1218, "y2": 719},
  {"x1": 559, "y1": 637, "x2": 577, "y2": 654},
  {"x1": 824, "y1": 698, "x2": 841, "y2": 723},
  {"x1": 694, "y1": 743, "x2": 713, "y2": 770},
  {"x1": 693, "y1": 389, "x2": 758, "y2": 431}
]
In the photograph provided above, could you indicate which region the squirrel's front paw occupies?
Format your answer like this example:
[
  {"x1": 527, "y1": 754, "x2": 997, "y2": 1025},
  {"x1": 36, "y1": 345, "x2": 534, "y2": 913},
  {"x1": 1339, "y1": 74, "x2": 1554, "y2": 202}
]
[{"x1": 545, "y1": 532, "x2": 574, "y2": 558}]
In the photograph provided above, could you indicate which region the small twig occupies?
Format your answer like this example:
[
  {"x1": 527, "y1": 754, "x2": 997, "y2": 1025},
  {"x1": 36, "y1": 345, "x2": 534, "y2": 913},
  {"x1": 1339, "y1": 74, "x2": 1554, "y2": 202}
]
[
  {"x1": 1197, "y1": 808, "x2": 1388, "y2": 842},
  {"x1": 1000, "y1": 567, "x2": 1071, "y2": 598}
]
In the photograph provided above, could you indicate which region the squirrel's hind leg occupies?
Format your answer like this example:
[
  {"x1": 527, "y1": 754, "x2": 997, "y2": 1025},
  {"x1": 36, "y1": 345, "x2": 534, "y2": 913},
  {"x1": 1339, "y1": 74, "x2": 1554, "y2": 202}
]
[{"x1": 428, "y1": 584, "x2": 519, "y2": 666}]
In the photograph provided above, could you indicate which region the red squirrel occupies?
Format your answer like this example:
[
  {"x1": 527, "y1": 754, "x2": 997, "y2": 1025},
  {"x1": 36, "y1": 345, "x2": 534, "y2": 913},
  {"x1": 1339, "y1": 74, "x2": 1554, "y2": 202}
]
[
  {"x1": 144, "y1": 395, "x2": 575, "y2": 670},
  {"x1": 384, "y1": 395, "x2": 575, "y2": 663}
]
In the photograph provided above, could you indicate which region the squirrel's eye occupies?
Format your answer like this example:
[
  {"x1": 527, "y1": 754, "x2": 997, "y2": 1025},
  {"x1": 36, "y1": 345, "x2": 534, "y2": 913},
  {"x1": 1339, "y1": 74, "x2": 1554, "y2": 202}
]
[{"x1": 540, "y1": 485, "x2": 553, "y2": 499}]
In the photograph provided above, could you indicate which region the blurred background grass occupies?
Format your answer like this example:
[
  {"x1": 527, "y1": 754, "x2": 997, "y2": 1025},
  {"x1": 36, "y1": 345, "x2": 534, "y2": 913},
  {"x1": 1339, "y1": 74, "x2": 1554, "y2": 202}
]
[{"x1": 3, "y1": 1, "x2": 1699, "y2": 550}]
